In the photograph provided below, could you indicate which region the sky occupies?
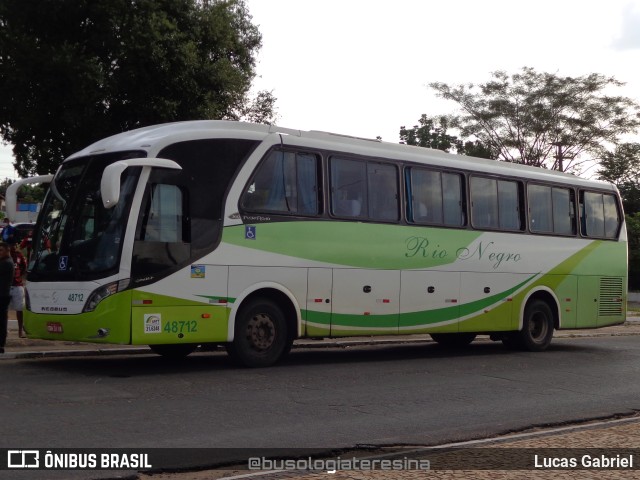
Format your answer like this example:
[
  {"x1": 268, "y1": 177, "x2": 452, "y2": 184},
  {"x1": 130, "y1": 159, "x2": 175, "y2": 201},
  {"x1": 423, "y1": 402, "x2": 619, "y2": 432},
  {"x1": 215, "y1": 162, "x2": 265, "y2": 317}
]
[{"x1": 1, "y1": 0, "x2": 639, "y2": 180}]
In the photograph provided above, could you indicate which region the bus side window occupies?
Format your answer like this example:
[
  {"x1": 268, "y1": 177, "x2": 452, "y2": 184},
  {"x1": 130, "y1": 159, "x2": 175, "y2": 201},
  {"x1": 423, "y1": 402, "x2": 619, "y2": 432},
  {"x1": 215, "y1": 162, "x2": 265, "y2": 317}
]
[
  {"x1": 330, "y1": 157, "x2": 366, "y2": 218},
  {"x1": 139, "y1": 184, "x2": 189, "y2": 243},
  {"x1": 528, "y1": 184, "x2": 553, "y2": 233},
  {"x1": 242, "y1": 150, "x2": 319, "y2": 215},
  {"x1": 552, "y1": 187, "x2": 575, "y2": 235},
  {"x1": 411, "y1": 168, "x2": 443, "y2": 224},
  {"x1": 470, "y1": 176, "x2": 522, "y2": 231},
  {"x1": 368, "y1": 163, "x2": 398, "y2": 222},
  {"x1": 470, "y1": 176, "x2": 498, "y2": 229},
  {"x1": 408, "y1": 168, "x2": 464, "y2": 227},
  {"x1": 580, "y1": 190, "x2": 620, "y2": 239}
]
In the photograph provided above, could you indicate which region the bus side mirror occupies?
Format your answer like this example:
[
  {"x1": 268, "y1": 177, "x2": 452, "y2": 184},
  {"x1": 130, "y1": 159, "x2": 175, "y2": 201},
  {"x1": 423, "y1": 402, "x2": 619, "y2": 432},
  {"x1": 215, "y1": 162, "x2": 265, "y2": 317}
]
[{"x1": 101, "y1": 158, "x2": 182, "y2": 209}]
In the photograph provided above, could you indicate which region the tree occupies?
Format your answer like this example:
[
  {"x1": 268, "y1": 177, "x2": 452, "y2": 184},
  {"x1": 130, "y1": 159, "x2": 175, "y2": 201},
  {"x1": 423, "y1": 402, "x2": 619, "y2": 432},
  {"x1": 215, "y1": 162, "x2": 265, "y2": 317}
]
[
  {"x1": 598, "y1": 142, "x2": 640, "y2": 214},
  {"x1": 400, "y1": 115, "x2": 459, "y2": 151},
  {"x1": 429, "y1": 67, "x2": 640, "y2": 172},
  {"x1": 400, "y1": 114, "x2": 496, "y2": 159},
  {"x1": 0, "y1": 0, "x2": 276, "y2": 176},
  {"x1": 626, "y1": 213, "x2": 640, "y2": 290}
]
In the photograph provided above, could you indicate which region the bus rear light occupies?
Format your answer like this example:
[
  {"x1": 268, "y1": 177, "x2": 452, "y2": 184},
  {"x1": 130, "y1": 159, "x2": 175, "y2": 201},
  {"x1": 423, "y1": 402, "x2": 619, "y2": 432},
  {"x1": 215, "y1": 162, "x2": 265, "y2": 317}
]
[{"x1": 83, "y1": 279, "x2": 130, "y2": 313}]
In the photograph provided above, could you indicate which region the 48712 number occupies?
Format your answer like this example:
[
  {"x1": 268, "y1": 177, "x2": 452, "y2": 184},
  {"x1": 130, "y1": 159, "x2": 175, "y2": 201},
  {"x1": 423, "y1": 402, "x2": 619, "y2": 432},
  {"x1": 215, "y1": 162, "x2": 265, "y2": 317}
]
[{"x1": 163, "y1": 320, "x2": 198, "y2": 333}]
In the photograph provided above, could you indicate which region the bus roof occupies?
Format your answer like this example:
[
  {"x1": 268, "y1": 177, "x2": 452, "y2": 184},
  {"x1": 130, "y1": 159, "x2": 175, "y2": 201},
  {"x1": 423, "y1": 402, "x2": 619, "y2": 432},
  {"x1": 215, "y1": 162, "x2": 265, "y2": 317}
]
[{"x1": 68, "y1": 120, "x2": 615, "y2": 192}]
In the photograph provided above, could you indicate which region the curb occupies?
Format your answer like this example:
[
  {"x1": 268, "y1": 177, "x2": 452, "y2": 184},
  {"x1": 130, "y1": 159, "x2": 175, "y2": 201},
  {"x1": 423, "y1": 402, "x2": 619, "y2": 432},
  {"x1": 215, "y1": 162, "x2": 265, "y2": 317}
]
[
  {"x1": 2, "y1": 347, "x2": 152, "y2": 360},
  {"x1": 3, "y1": 327, "x2": 640, "y2": 360}
]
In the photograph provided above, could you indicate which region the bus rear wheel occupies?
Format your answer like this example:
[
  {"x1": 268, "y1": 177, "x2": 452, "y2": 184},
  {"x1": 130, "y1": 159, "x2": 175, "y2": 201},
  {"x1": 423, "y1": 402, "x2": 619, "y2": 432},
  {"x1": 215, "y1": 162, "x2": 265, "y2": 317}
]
[
  {"x1": 226, "y1": 298, "x2": 291, "y2": 368},
  {"x1": 516, "y1": 299, "x2": 555, "y2": 352},
  {"x1": 149, "y1": 344, "x2": 198, "y2": 358},
  {"x1": 430, "y1": 333, "x2": 476, "y2": 348}
]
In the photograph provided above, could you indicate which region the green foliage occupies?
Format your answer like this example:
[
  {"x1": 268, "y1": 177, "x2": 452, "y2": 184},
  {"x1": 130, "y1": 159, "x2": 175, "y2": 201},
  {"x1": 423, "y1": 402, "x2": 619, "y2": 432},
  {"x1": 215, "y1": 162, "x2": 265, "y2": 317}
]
[
  {"x1": 400, "y1": 114, "x2": 496, "y2": 159},
  {"x1": 598, "y1": 143, "x2": 640, "y2": 214},
  {"x1": 0, "y1": 0, "x2": 276, "y2": 176},
  {"x1": 626, "y1": 213, "x2": 640, "y2": 289},
  {"x1": 429, "y1": 67, "x2": 640, "y2": 172},
  {"x1": 400, "y1": 115, "x2": 459, "y2": 151}
]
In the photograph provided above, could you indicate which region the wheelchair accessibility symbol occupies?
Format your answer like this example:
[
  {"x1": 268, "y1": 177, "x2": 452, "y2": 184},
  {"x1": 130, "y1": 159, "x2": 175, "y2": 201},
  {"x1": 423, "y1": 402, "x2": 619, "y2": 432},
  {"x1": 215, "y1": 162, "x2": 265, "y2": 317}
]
[
  {"x1": 245, "y1": 225, "x2": 256, "y2": 240},
  {"x1": 58, "y1": 256, "x2": 68, "y2": 271}
]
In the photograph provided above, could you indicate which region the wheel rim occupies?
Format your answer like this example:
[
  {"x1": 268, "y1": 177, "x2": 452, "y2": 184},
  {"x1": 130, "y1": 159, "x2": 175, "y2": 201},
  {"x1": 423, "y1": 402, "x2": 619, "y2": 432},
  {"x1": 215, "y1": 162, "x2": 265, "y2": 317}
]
[
  {"x1": 528, "y1": 311, "x2": 549, "y2": 344},
  {"x1": 246, "y1": 312, "x2": 276, "y2": 351}
]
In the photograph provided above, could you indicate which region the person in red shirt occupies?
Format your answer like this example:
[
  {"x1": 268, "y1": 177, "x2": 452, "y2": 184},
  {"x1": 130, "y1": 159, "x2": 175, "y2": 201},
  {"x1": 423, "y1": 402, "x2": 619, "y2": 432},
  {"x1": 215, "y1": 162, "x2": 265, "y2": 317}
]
[
  {"x1": 9, "y1": 244, "x2": 27, "y2": 338},
  {"x1": 19, "y1": 229, "x2": 34, "y2": 261}
]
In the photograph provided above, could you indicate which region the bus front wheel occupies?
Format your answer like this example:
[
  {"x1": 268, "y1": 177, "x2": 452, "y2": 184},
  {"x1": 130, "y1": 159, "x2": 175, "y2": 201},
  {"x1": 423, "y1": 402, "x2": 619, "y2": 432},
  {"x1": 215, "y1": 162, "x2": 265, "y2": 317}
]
[
  {"x1": 226, "y1": 298, "x2": 291, "y2": 368},
  {"x1": 517, "y1": 299, "x2": 555, "y2": 352}
]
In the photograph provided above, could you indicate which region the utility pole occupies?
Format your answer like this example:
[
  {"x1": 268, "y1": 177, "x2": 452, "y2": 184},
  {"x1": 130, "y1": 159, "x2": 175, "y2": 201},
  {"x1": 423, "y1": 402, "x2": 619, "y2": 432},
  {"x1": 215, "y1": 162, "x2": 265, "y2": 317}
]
[{"x1": 552, "y1": 142, "x2": 564, "y2": 172}]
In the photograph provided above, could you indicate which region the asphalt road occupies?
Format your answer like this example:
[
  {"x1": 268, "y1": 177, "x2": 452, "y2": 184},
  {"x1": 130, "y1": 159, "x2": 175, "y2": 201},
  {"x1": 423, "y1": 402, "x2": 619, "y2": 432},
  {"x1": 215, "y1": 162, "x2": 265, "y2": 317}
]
[{"x1": 2, "y1": 335, "x2": 640, "y2": 478}]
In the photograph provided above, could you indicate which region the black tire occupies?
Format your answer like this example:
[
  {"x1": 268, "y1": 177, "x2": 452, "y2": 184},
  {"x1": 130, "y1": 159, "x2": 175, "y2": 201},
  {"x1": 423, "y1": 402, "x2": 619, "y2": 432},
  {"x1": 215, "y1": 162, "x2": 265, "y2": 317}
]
[
  {"x1": 430, "y1": 332, "x2": 476, "y2": 348},
  {"x1": 149, "y1": 344, "x2": 198, "y2": 358},
  {"x1": 517, "y1": 299, "x2": 555, "y2": 351},
  {"x1": 226, "y1": 298, "x2": 291, "y2": 368}
]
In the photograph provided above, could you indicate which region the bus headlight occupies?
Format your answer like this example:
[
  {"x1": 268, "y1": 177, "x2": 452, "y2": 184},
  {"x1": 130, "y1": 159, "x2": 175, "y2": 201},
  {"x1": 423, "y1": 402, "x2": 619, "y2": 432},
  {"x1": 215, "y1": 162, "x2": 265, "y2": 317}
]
[{"x1": 83, "y1": 279, "x2": 130, "y2": 312}]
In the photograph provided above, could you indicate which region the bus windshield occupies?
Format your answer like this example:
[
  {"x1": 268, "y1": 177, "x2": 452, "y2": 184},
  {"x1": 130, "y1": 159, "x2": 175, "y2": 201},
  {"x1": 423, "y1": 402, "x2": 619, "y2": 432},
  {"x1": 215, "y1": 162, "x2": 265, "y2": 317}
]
[{"x1": 29, "y1": 151, "x2": 144, "y2": 281}]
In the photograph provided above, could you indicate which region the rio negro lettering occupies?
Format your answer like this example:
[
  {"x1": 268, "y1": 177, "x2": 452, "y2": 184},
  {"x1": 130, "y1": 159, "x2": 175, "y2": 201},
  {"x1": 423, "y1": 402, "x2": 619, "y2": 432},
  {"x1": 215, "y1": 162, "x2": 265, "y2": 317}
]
[
  {"x1": 456, "y1": 241, "x2": 521, "y2": 269},
  {"x1": 404, "y1": 236, "x2": 448, "y2": 259},
  {"x1": 405, "y1": 236, "x2": 522, "y2": 270}
]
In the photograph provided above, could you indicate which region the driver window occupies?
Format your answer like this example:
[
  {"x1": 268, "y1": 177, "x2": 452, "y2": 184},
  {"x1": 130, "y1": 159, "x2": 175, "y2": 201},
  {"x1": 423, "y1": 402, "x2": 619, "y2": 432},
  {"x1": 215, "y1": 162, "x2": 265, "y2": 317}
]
[{"x1": 138, "y1": 184, "x2": 188, "y2": 243}]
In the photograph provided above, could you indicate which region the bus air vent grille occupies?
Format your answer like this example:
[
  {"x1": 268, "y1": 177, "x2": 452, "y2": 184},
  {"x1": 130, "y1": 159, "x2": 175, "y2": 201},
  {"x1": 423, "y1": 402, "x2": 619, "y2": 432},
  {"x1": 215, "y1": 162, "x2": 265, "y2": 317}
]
[{"x1": 598, "y1": 277, "x2": 624, "y2": 317}]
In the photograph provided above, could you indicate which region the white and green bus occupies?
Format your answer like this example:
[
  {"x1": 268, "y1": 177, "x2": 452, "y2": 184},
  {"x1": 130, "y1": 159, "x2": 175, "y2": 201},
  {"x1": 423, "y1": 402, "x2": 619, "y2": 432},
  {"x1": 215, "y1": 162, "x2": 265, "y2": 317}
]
[{"x1": 20, "y1": 121, "x2": 627, "y2": 366}]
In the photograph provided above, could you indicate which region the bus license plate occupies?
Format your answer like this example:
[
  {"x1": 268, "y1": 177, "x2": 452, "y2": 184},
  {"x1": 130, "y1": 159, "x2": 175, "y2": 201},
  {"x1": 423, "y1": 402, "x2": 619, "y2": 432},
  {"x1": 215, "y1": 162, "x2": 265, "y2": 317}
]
[{"x1": 47, "y1": 322, "x2": 64, "y2": 334}]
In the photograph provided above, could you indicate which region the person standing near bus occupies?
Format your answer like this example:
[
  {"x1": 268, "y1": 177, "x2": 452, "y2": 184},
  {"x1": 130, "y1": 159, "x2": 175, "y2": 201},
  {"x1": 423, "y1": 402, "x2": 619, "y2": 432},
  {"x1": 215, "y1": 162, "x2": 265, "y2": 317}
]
[
  {"x1": 1, "y1": 218, "x2": 15, "y2": 244},
  {"x1": 0, "y1": 242, "x2": 15, "y2": 354},
  {"x1": 19, "y1": 229, "x2": 34, "y2": 260},
  {"x1": 9, "y1": 243, "x2": 27, "y2": 338}
]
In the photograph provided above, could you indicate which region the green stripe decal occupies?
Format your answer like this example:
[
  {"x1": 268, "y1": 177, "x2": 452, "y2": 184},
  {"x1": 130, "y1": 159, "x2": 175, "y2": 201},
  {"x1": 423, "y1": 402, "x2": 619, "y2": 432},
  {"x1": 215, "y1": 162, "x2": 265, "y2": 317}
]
[
  {"x1": 405, "y1": 273, "x2": 537, "y2": 326},
  {"x1": 223, "y1": 221, "x2": 482, "y2": 269},
  {"x1": 305, "y1": 273, "x2": 537, "y2": 328}
]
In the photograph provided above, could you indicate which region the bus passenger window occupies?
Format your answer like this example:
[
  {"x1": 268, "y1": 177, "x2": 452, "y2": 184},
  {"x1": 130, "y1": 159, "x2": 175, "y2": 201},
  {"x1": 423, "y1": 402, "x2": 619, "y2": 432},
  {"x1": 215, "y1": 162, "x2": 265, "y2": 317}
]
[
  {"x1": 408, "y1": 168, "x2": 464, "y2": 227},
  {"x1": 411, "y1": 169, "x2": 443, "y2": 224},
  {"x1": 529, "y1": 184, "x2": 576, "y2": 235},
  {"x1": 603, "y1": 194, "x2": 619, "y2": 238},
  {"x1": 552, "y1": 187, "x2": 575, "y2": 235},
  {"x1": 242, "y1": 150, "x2": 319, "y2": 215},
  {"x1": 470, "y1": 177, "x2": 499, "y2": 229},
  {"x1": 471, "y1": 176, "x2": 522, "y2": 231},
  {"x1": 580, "y1": 191, "x2": 620, "y2": 239},
  {"x1": 498, "y1": 180, "x2": 521, "y2": 230},
  {"x1": 368, "y1": 163, "x2": 398, "y2": 222},
  {"x1": 528, "y1": 184, "x2": 553, "y2": 233},
  {"x1": 330, "y1": 158, "x2": 366, "y2": 218},
  {"x1": 442, "y1": 173, "x2": 464, "y2": 226}
]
